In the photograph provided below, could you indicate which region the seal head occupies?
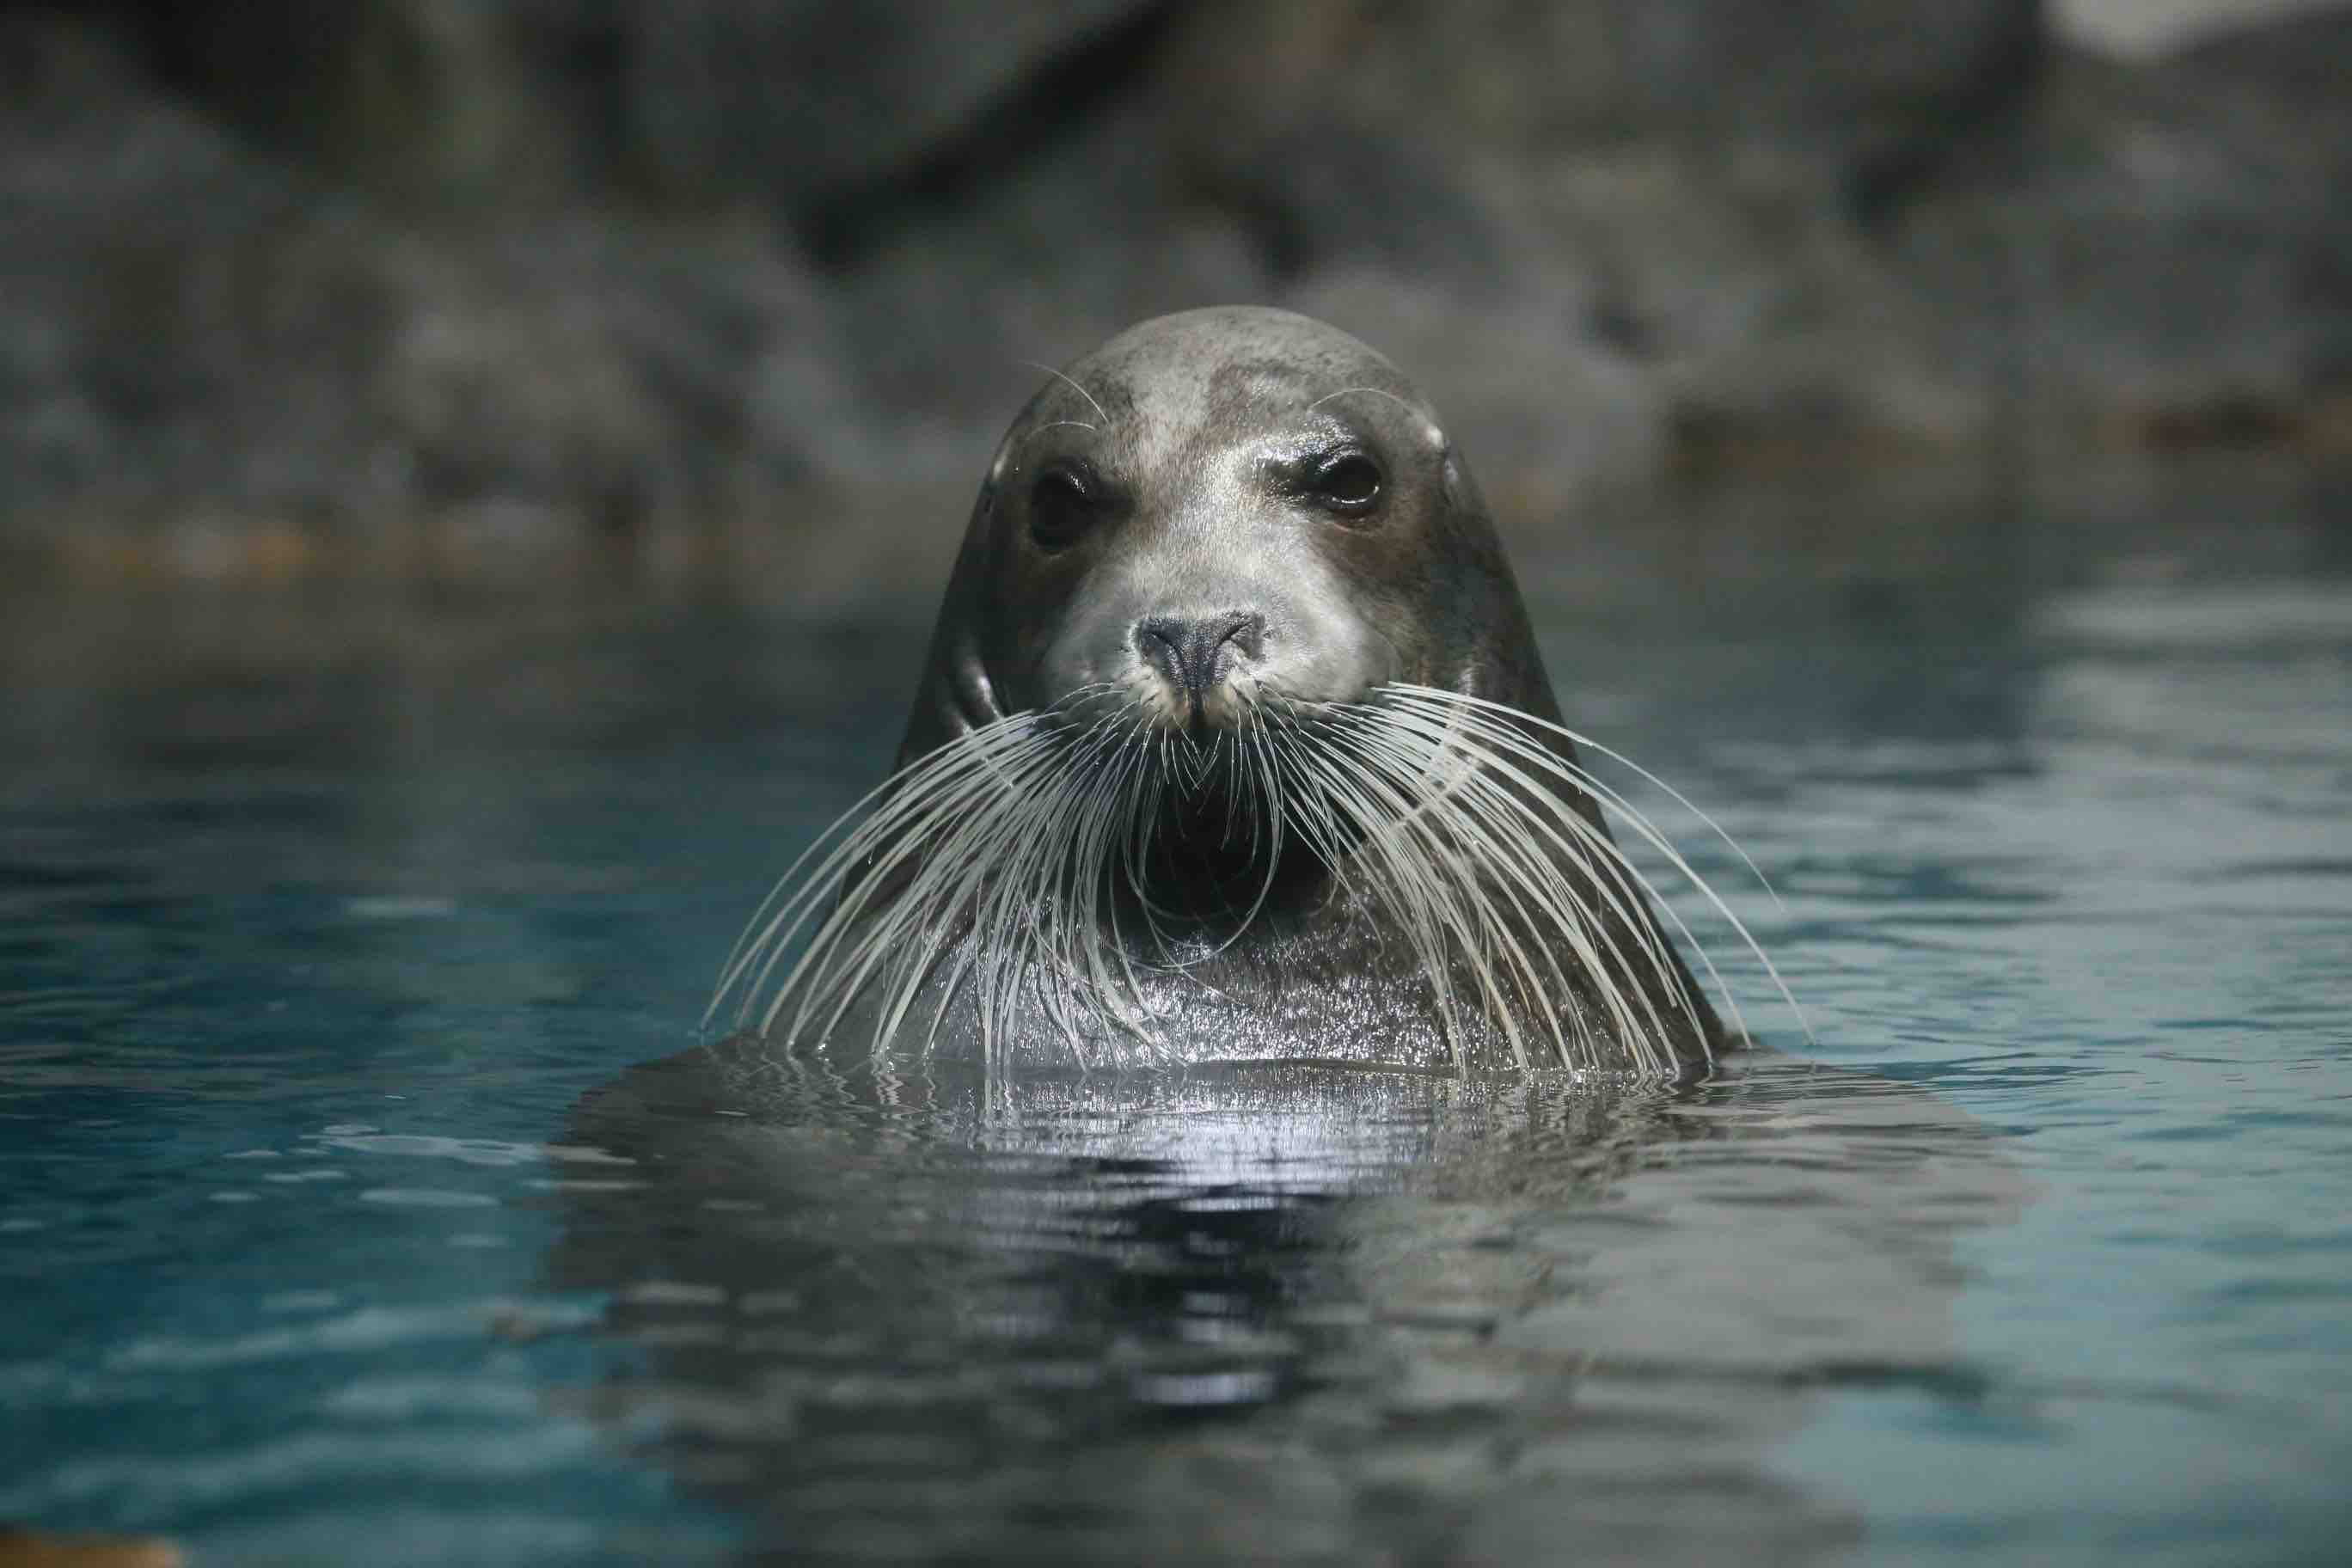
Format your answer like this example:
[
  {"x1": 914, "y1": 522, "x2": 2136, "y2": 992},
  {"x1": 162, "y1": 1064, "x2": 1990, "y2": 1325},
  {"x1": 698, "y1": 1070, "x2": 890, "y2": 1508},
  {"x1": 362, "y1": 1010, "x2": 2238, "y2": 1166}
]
[
  {"x1": 720, "y1": 308, "x2": 1742, "y2": 1076},
  {"x1": 906, "y1": 308, "x2": 1528, "y2": 753}
]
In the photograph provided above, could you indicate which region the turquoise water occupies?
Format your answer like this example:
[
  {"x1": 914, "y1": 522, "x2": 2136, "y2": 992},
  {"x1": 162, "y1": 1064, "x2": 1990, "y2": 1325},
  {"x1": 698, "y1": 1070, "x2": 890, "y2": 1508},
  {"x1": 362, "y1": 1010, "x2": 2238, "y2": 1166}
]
[{"x1": 3, "y1": 464, "x2": 2348, "y2": 1565}]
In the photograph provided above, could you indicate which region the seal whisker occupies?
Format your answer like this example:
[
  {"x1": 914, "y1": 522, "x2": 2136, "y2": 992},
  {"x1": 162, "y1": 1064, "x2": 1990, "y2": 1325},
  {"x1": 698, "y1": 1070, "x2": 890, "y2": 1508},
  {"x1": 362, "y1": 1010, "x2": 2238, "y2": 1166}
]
[
  {"x1": 1018, "y1": 360, "x2": 1107, "y2": 429},
  {"x1": 744, "y1": 683, "x2": 1136, "y2": 1057},
  {"x1": 1318, "y1": 701, "x2": 1596, "y2": 1069},
  {"x1": 724, "y1": 717, "x2": 1056, "y2": 1033},
  {"x1": 1377, "y1": 700, "x2": 1716, "y2": 1020},
  {"x1": 1308, "y1": 384, "x2": 1424, "y2": 421},
  {"x1": 709, "y1": 718, "x2": 1032, "y2": 1022},
  {"x1": 964, "y1": 687, "x2": 1141, "y2": 1066},
  {"x1": 1393, "y1": 684, "x2": 1786, "y2": 915},
  {"x1": 1282, "y1": 704, "x2": 1506, "y2": 1069},
  {"x1": 1362, "y1": 698, "x2": 1694, "y2": 1063},
  {"x1": 1338, "y1": 715, "x2": 1623, "y2": 1068},
  {"x1": 723, "y1": 676, "x2": 1777, "y2": 1078},
  {"x1": 1383, "y1": 686, "x2": 1798, "y2": 1051},
  {"x1": 786, "y1": 721, "x2": 1067, "y2": 1047},
  {"x1": 1063, "y1": 702, "x2": 1164, "y2": 1061}
]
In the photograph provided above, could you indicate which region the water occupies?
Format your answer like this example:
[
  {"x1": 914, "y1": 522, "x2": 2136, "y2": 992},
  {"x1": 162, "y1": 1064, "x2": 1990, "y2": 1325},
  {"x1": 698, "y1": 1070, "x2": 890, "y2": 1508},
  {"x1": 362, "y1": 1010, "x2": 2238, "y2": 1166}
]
[{"x1": 3, "y1": 461, "x2": 2348, "y2": 1565}]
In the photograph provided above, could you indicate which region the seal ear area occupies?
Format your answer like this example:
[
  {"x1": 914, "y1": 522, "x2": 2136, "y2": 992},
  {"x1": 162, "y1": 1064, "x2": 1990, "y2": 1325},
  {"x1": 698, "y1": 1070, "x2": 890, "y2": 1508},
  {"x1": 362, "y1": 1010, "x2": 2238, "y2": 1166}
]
[{"x1": 1436, "y1": 444, "x2": 1498, "y2": 537}]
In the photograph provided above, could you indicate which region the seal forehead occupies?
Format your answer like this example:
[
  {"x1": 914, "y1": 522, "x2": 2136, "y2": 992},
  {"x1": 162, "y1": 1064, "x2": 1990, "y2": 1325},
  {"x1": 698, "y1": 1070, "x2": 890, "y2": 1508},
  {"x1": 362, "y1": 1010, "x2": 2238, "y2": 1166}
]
[{"x1": 1064, "y1": 307, "x2": 1430, "y2": 462}]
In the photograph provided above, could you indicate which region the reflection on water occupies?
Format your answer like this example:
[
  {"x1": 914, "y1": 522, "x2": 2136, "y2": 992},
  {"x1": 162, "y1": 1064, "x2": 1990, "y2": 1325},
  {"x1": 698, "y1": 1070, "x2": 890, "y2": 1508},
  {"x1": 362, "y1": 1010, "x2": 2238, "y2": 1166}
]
[
  {"x1": 548, "y1": 1044, "x2": 2022, "y2": 1564},
  {"x1": 1, "y1": 459, "x2": 2348, "y2": 1565}
]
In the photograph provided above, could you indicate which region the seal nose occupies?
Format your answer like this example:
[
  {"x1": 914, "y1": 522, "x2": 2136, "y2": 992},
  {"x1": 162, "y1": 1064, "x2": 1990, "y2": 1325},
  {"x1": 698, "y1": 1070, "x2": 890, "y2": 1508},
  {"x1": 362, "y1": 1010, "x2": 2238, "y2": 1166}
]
[{"x1": 1135, "y1": 612, "x2": 1265, "y2": 703}]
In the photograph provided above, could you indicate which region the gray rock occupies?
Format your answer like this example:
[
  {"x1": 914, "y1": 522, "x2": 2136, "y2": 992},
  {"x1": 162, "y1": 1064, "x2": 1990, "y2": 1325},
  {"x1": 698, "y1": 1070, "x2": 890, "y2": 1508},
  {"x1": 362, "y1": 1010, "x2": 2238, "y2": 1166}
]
[
  {"x1": 1891, "y1": 43, "x2": 2352, "y2": 438},
  {"x1": 1149, "y1": 0, "x2": 2043, "y2": 212},
  {"x1": 2170, "y1": 1, "x2": 2352, "y2": 101},
  {"x1": 573, "y1": 0, "x2": 1159, "y2": 214},
  {"x1": 6, "y1": 0, "x2": 2348, "y2": 572},
  {"x1": 0, "y1": 16, "x2": 861, "y2": 548}
]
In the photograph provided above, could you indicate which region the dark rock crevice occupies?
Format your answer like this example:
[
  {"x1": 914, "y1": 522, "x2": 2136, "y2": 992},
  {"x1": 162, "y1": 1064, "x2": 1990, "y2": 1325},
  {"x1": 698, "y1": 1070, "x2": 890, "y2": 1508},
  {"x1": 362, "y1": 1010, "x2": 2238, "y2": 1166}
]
[{"x1": 795, "y1": 1, "x2": 1184, "y2": 272}]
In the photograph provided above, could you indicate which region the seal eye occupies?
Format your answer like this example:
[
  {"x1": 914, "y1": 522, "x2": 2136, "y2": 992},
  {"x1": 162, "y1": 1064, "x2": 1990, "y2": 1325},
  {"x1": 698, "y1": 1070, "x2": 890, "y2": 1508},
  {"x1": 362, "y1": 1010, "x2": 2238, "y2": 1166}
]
[
  {"x1": 1029, "y1": 465, "x2": 1097, "y2": 549},
  {"x1": 1308, "y1": 451, "x2": 1384, "y2": 518}
]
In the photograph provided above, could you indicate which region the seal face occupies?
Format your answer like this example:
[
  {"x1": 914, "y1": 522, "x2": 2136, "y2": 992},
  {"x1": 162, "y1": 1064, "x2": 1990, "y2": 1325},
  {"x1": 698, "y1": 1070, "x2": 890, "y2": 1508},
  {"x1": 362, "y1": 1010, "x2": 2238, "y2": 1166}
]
[{"x1": 715, "y1": 308, "x2": 1763, "y2": 1077}]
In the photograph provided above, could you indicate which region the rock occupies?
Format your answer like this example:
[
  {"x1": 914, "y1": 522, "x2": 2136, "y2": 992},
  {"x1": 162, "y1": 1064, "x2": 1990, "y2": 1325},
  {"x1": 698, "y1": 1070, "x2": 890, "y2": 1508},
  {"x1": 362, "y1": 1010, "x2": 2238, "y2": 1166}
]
[
  {"x1": 4, "y1": 1, "x2": 2348, "y2": 573},
  {"x1": 2171, "y1": 0, "x2": 2352, "y2": 93},
  {"x1": 1152, "y1": 0, "x2": 2043, "y2": 215},
  {"x1": 91, "y1": 0, "x2": 1164, "y2": 215},
  {"x1": 0, "y1": 16, "x2": 865, "y2": 555},
  {"x1": 572, "y1": 0, "x2": 1162, "y2": 217},
  {"x1": 1890, "y1": 41, "x2": 2352, "y2": 440},
  {"x1": 2169, "y1": 3, "x2": 2352, "y2": 195}
]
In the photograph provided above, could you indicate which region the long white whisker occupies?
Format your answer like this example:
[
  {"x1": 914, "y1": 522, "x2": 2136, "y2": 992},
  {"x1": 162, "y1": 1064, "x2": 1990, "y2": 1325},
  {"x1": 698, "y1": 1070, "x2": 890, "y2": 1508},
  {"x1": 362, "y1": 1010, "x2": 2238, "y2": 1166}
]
[
  {"x1": 1018, "y1": 361, "x2": 1108, "y2": 429},
  {"x1": 711, "y1": 671, "x2": 1790, "y2": 1081},
  {"x1": 1362, "y1": 701, "x2": 1694, "y2": 1066},
  {"x1": 1386, "y1": 687, "x2": 1803, "y2": 1046}
]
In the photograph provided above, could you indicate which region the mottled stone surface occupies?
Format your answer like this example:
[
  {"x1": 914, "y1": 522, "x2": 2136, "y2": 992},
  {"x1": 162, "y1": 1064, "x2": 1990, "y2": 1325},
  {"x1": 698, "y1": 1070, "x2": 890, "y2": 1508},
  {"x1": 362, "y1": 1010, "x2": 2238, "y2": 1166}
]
[{"x1": 4, "y1": 1, "x2": 2348, "y2": 571}]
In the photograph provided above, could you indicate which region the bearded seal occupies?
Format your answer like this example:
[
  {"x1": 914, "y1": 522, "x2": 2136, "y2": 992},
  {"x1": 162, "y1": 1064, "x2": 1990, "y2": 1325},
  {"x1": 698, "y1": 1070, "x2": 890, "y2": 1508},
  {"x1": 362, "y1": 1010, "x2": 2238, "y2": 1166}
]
[{"x1": 714, "y1": 307, "x2": 1780, "y2": 1077}]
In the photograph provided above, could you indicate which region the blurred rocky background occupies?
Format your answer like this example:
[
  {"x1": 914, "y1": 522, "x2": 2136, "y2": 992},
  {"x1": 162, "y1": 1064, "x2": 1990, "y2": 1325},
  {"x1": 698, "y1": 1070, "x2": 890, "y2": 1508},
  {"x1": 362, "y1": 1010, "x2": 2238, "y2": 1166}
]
[{"x1": 1, "y1": 0, "x2": 2346, "y2": 585}]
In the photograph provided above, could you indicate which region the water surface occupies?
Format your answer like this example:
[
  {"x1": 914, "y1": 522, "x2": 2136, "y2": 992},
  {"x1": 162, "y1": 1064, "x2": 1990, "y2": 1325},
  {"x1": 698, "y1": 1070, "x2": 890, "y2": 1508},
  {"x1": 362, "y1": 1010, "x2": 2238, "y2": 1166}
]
[{"x1": 3, "y1": 462, "x2": 2347, "y2": 1565}]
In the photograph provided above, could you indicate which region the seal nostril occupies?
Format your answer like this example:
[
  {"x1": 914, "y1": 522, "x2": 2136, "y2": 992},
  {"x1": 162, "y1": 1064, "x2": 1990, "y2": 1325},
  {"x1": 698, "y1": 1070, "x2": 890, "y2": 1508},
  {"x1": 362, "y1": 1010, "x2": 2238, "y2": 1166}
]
[
  {"x1": 1135, "y1": 618, "x2": 1187, "y2": 690},
  {"x1": 1216, "y1": 612, "x2": 1265, "y2": 662},
  {"x1": 1136, "y1": 613, "x2": 1265, "y2": 703}
]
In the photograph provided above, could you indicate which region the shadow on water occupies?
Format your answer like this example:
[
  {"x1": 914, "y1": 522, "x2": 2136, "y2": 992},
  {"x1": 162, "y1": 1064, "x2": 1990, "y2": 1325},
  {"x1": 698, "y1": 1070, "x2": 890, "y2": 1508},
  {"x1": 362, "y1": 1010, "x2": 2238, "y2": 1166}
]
[{"x1": 550, "y1": 1043, "x2": 2026, "y2": 1565}]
